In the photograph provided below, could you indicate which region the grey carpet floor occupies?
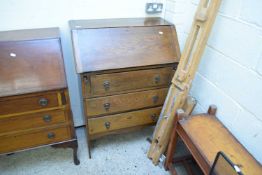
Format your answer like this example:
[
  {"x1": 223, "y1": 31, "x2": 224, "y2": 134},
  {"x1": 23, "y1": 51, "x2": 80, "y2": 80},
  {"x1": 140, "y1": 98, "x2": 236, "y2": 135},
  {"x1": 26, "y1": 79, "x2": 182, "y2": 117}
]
[{"x1": 0, "y1": 127, "x2": 199, "y2": 175}]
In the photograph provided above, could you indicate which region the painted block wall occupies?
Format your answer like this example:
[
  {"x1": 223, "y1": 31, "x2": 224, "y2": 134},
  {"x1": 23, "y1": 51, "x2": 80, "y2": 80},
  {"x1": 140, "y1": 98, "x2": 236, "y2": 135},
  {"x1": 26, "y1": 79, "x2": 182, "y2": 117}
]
[
  {"x1": 164, "y1": 0, "x2": 262, "y2": 163},
  {"x1": 0, "y1": 0, "x2": 164, "y2": 126}
]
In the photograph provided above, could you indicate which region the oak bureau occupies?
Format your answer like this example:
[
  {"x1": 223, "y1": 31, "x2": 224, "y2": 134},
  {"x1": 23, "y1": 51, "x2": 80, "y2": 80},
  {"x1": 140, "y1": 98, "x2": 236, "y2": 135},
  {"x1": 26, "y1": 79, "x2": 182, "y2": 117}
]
[
  {"x1": 70, "y1": 18, "x2": 180, "y2": 157},
  {"x1": 0, "y1": 28, "x2": 79, "y2": 165}
]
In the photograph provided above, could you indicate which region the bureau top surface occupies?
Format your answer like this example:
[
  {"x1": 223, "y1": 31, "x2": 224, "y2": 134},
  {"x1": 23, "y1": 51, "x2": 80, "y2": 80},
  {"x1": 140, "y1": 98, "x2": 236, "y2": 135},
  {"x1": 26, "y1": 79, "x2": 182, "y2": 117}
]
[
  {"x1": 0, "y1": 28, "x2": 60, "y2": 42},
  {"x1": 70, "y1": 17, "x2": 181, "y2": 73},
  {"x1": 0, "y1": 28, "x2": 67, "y2": 98},
  {"x1": 69, "y1": 17, "x2": 172, "y2": 29}
]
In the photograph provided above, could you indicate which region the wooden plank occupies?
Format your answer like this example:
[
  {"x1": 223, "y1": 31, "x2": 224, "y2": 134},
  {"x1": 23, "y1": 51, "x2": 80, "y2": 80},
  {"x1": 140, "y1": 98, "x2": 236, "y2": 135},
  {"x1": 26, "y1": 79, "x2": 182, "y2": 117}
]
[
  {"x1": 182, "y1": 96, "x2": 197, "y2": 115},
  {"x1": 148, "y1": 0, "x2": 222, "y2": 165}
]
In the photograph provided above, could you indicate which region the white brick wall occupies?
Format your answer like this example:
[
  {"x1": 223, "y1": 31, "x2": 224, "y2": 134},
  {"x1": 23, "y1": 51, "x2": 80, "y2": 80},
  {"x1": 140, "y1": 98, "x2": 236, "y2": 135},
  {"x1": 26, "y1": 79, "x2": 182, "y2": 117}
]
[{"x1": 164, "y1": 0, "x2": 262, "y2": 163}]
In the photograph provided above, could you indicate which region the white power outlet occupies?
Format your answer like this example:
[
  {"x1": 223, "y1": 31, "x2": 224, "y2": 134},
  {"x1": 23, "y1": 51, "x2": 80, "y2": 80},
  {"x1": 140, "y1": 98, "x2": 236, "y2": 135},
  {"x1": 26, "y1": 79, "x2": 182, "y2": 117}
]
[{"x1": 146, "y1": 3, "x2": 163, "y2": 14}]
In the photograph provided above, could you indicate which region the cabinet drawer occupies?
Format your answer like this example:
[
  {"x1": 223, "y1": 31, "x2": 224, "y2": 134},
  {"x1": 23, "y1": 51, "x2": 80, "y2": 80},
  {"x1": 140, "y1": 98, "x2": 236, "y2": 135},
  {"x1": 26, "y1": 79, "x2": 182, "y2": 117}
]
[
  {"x1": 0, "y1": 109, "x2": 67, "y2": 133},
  {"x1": 0, "y1": 92, "x2": 60, "y2": 115},
  {"x1": 84, "y1": 66, "x2": 174, "y2": 97},
  {"x1": 0, "y1": 125, "x2": 71, "y2": 154},
  {"x1": 88, "y1": 106, "x2": 162, "y2": 135},
  {"x1": 85, "y1": 88, "x2": 168, "y2": 117}
]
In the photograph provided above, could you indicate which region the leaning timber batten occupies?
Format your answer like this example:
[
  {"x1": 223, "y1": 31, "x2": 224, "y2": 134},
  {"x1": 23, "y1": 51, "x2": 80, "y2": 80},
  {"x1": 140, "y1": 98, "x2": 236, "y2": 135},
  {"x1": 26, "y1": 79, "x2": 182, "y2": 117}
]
[{"x1": 147, "y1": 0, "x2": 222, "y2": 165}]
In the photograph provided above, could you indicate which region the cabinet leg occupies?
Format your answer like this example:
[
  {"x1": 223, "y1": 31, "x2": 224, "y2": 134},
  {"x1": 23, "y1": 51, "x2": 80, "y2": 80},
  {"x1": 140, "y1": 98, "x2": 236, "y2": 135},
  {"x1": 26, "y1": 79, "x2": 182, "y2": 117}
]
[
  {"x1": 87, "y1": 139, "x2": 92, "y2": 159},
  {"x1": 71, "y1": 140, "x2": 80, "y2": 165},
  {"x1": 52, "y1": 139, "x2": 80, "y2": 165}
]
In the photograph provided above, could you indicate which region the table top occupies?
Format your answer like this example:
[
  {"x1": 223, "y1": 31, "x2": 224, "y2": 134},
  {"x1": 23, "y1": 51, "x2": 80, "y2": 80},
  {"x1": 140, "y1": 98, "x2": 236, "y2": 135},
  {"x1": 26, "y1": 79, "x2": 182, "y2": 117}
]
[
  {"x1": 69, "y1": 17, "x2": 172, "y2": 30},
  {"x1": 179, "y1": 115, "x2": 262, "y2": 175}
]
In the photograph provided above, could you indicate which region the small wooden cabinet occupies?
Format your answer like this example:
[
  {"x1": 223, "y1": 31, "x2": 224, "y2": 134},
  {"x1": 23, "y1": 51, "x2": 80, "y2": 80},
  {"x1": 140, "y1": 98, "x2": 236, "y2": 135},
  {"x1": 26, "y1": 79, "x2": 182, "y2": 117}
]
[
  {"x1": 0, "y1": 28, "x2": 79, "y2": 165},
  {"x1": 70, "y1": 18, "x2": 180, "y2": 157}
]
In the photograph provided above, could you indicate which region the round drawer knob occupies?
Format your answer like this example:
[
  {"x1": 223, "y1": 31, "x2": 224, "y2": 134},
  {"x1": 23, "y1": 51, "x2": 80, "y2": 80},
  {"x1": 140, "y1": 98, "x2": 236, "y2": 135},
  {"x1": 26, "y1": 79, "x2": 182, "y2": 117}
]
[
  {"x1": 154, "y1": 75, "x2": 161, "y2": 84},
  {"x1": 104, "y1": 103, "x2": 111, "y2": 111},
  {"x1": 47, "y1": 132, "x2": 55, "y2": 139},
  {"x1": 151, "y1": 114, "x2": 158, "y2": 122},
  {"x1": 43, "y1": 115, "x2": 52, "y2": 122},
  {"x1": 39, "y1": 98, "x2": 48, "y2": 107},
  {"x1": 152, "y1": 95, "x2": 159, "y2": 104},
  {"x1": 103, "y1": 81, "x2": 110, "y2": 91},
  {"x1": 105, "y1": 121, "x2": 111, "y2": 129}
]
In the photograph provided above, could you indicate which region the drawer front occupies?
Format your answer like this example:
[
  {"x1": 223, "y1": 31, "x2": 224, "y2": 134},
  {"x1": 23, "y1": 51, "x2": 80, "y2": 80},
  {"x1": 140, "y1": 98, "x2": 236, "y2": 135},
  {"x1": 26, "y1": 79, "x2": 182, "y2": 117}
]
[
  {"x1": 84, "y1": 66, "x2": 174, "y2": 97},
  {"x1": 85, "y1": 88, "x2": 168, "y2": 117},
  {"x1": 0, "y1": 92, "x2": 59, "y2": 115},
  {"x1": 0, "y1": 109, "x2": 67, "y2": 133},
  {"x1": 0, "y1": 125, "x2": 71, "y2": 154},
  {"x1": 88, "y1": 107, "x2": 162, "y2": 135}
]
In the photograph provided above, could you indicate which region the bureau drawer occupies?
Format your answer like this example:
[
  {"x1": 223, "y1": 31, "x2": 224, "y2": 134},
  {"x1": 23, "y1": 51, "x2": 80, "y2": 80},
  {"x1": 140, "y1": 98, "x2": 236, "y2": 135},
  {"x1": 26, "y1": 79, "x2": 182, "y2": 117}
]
[
  {"x1": 0, "y1": 125, "x2": 71, "y2": 154},
  {"x1": 0, "y1": 109, "x2": 67, "y2": 133},
  {"x1": 0, "y1": 92, "x2": 60, "y2": 115},
  {"x1": 88, "y1": 106, "x2": 162, "y2": 135},
  {"x1": 84, "y1": 66, "x2": 174, "y2": 97},
  {"x1": 85, "y1": 88, "x2": 168, "y2": 117}
]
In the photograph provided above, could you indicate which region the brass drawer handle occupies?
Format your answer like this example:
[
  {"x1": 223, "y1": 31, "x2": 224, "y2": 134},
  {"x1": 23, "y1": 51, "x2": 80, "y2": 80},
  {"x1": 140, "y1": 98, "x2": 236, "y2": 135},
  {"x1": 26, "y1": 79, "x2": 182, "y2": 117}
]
[
  {"x1": 152, "y1": 96, "x2": 159, "y2": 104},
  {"x1": 154, "y1": 75, "x2": 161, "y2": 84},
  {"x1": 151, "y1": 114, "x2": 158, "y2": 122},
  {"x1": 103, "y1": 81, "x2": 110, "y2": 91},
  {"x1": 39, "y1": 98, "x2": 48, "y2": 107},
  {"x1": 47, "y1": 132, "x2": 55, "y2": 139},
  {"x1": 104, "y1": 103, "x2": 111, "y2": 111},
  {"x1": 105, "y1": 121, "x2": 111, "y2": 129},
  {"x1": 43, "y1": 115, "x2": 52, "y2": 122}
]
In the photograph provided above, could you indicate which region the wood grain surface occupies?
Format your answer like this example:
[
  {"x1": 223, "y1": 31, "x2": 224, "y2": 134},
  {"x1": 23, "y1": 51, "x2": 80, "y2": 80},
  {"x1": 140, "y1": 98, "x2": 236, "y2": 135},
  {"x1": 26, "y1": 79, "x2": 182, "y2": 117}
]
[
  {"x1": 0, "y1": 91, "x2": 59, "y2": 115},
  {"x1": 0, "y1": 108, "x2": 67, "y2": 134},
  {"x1": 69, "y1": 17, "x2": 171, "y2": 30},
  {"x1": 0, "y1": 38, "x2": 66, "y2": 97},
  {"x1": 71, "y1": 18, "x2": 180, "y2": 73},
  {"x1": 0, "y1": 124, "x2": 71, "y2": 154},
  {"x1": 85, "y1": 88, "x2": 168, "y2": 117},
  {"x1": 88, "y1": 106, "x2": 162, "y2": 135},
  {"x1": 179, "y1": 115, "x2": 262, "y2": 175},
  {"x1": 84, "y1": 66, "x2": 174, "y2": 97}
]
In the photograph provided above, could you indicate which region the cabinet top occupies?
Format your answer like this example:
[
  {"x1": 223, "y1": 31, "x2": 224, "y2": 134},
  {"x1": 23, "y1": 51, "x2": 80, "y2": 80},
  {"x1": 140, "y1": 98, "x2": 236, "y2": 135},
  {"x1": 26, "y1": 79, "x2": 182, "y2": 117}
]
[
  {"x1": 0, "y1": 28, "x2": 67, "y2": 98},
  {"x1": 69, "y1": 17, "x2": 172, "y2": 30},
  {"x1": 0, "y1": 28, "x2": 60, "y2": 42},
  {"x1": 70, "y1": 17, "x2": 180, "y2": 73}
]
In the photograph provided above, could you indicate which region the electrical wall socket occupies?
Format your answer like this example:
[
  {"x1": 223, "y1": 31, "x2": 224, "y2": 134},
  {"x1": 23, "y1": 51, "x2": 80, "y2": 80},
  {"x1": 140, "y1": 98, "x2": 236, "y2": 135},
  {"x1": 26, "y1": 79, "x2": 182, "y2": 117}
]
[{"x1": 145, "y1": 3, "x2": 163, "y2": 14}]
